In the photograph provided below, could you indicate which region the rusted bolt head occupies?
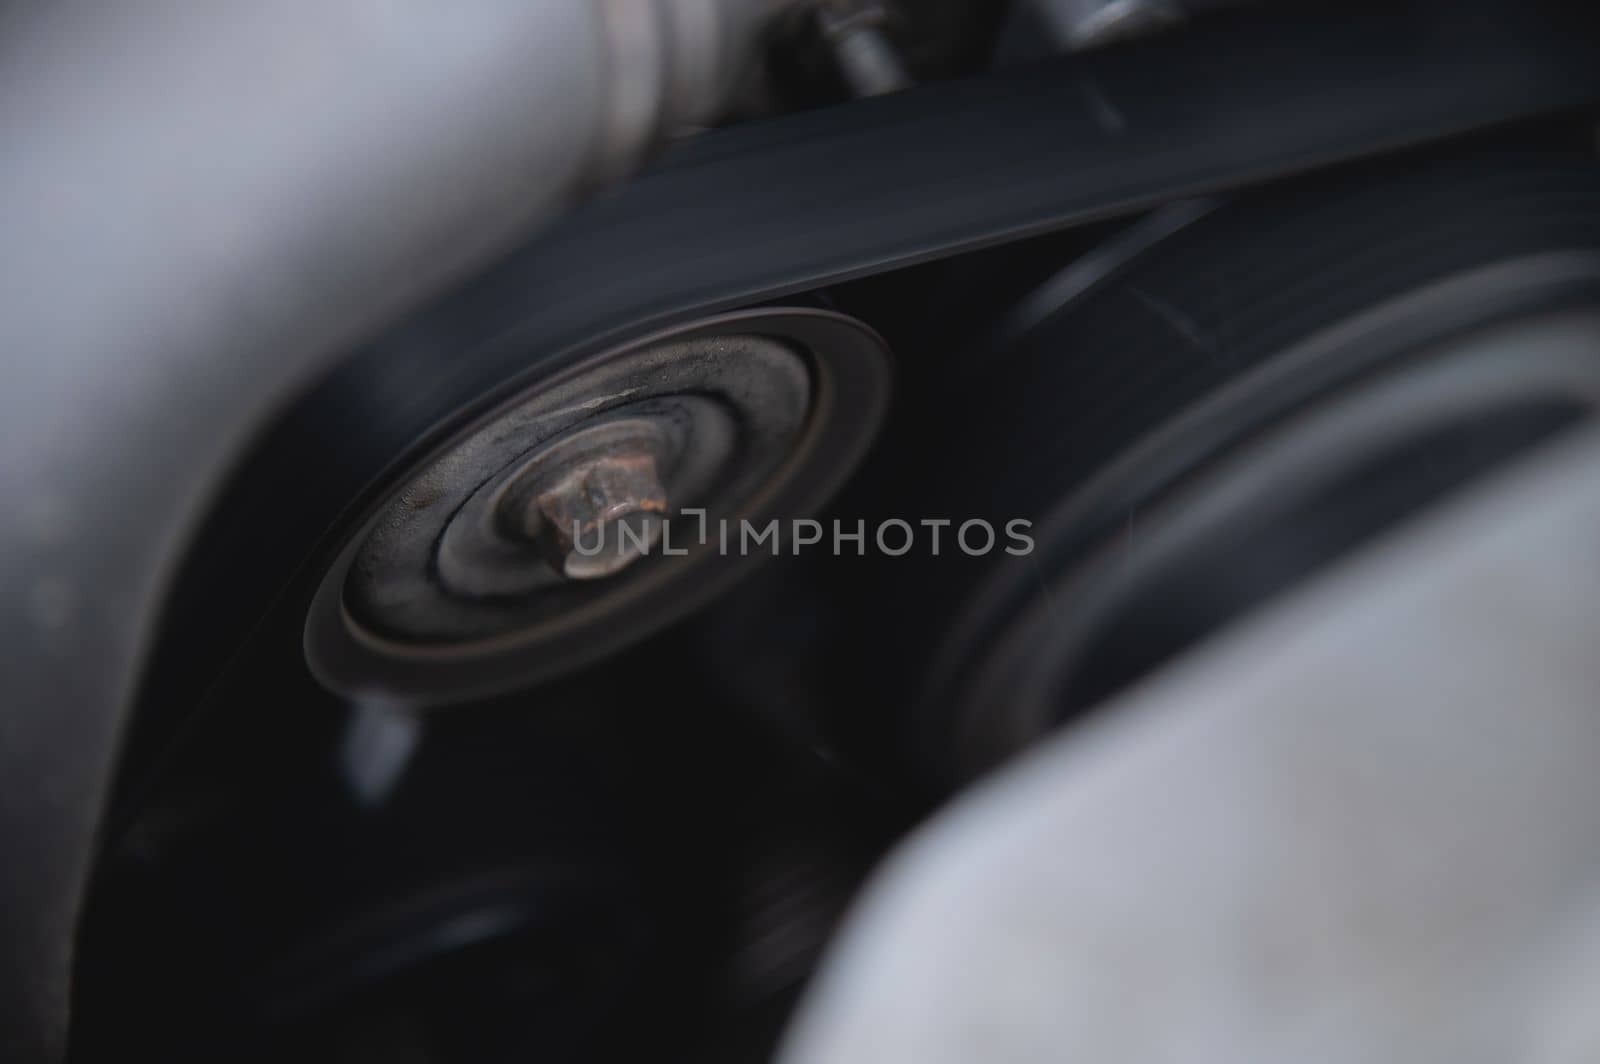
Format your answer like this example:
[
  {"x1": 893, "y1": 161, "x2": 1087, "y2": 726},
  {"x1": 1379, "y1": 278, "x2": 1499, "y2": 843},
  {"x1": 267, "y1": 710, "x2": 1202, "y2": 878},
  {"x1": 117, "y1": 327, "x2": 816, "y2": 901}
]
[{"x1": 528, "y1": 447, "x2": 669, "y2": 580}]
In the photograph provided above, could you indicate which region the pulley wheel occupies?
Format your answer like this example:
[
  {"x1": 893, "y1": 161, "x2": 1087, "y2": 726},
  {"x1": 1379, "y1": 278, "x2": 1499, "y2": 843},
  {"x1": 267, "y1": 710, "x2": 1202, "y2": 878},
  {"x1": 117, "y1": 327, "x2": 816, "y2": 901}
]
[
  {"x1": 893, "y1": 142, "x2": 1600, "y2": 782},
  {"x1": 306, "y1": 308, "x2": 891, "y2": 703}
]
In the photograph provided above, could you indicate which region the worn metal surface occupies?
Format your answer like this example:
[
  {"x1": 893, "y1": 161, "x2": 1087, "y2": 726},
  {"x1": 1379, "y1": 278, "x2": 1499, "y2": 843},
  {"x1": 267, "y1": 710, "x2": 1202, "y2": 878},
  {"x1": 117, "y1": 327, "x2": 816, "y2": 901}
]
[
  {"x1": 433, "y1": 406, "x2": 730, "y2": 601},
  {"x1": 306, "y1": 312, "x2": 890, "y2": 702},
  {"x1": 780, "y1": 426, "x2": 1600, "y2": 1064},
  {"x1": 524, "y1": 427, "x2": 674, "y2": 580}
]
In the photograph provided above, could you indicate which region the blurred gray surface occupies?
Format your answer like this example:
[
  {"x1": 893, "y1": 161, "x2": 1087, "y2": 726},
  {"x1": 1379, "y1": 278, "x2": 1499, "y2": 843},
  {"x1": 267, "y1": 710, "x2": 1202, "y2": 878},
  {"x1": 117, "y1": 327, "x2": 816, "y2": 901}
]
[{"x1": 782, "y1": 428, "x2": 1600, "y2": 1063}]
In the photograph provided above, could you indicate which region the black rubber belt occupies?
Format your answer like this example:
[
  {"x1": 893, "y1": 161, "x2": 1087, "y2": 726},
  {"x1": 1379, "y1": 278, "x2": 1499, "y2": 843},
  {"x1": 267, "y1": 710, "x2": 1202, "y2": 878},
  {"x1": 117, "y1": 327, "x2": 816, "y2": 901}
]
[{"x1": 293, "y1": 0, "x2": 1600, "y2": 526}]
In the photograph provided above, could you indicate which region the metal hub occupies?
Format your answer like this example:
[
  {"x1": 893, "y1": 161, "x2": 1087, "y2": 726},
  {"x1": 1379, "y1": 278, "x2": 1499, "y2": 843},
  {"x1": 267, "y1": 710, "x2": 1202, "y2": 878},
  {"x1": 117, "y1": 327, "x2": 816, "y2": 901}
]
[
  {"x1": 305, "y1": 308, "x2": 892, "y2": 704},
  {"x1": 523, "y1": 427, "x2": 671, "y2": 581},
  {"x1": 433, "y1": 415, "x2": 694, "y2": 596}
]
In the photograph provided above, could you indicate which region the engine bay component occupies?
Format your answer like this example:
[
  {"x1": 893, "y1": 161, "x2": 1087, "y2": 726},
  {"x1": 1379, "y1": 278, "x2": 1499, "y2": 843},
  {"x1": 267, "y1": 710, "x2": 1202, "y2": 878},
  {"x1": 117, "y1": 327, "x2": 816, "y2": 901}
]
[
  {"x1": 10, "y1": 2, "x2": 1600, "y2": 1061},
  {"x1": 1030, "y1": 0, "x2": 1188, "y2": 51},
  {"x1": 883, "y1": 144, "x2": 1600, "y2": 781},
  {"x1": 816, "y1": 1, "x2": 912, "y2": 96},
  {"x1": 950, "y1": 304, "x2": 1600, "y2": 770},
  {"x1": 305, "y1": 309, "x2": 891, "y2": 703},
  {"x1": 779, "y1": 424, "x2": 1600, "y2": 1064}
]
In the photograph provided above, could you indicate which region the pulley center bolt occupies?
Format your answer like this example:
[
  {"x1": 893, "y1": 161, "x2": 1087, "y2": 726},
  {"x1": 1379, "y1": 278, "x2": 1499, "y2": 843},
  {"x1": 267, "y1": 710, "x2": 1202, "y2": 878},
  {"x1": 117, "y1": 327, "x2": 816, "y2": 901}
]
[{"x1": 525, "y1": 444, "x2": 670, "y2": 581}]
